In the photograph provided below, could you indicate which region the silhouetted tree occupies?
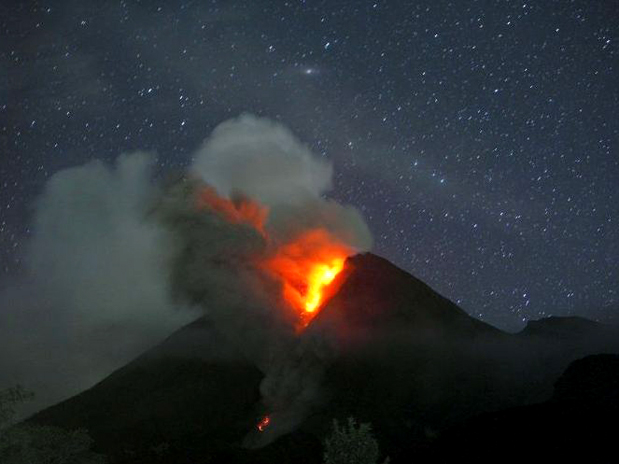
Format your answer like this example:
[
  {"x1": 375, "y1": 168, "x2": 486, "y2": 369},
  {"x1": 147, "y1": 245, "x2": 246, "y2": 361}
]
[
  {"x1": 0, "y1": 386, "x2": 33, "y2": 429},
  {"x1": 323, "y1": 417, "x2": 389, "y2": 464},
  {"x1": 0, "y1": 386, "x2": 106, "y2": 463}
]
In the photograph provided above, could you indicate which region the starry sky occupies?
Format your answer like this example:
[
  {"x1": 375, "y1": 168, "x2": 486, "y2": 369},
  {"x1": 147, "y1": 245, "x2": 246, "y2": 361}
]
[{"x1": 1, "y1": 0, "x2": 617, "y2": 330}]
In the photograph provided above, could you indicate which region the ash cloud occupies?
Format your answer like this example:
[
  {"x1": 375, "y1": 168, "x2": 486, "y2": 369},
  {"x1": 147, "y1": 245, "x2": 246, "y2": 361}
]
[
  {"x1": 153, "y1": 176, "x2": 296, "y2": 372},
  {"x1": 0, "y1": 114, "x2": 372, "y2": 440},
  {"x1": 191, "y1": 114, "x2": 372, "y2": 250},
  {"x1": 0, "y1": 153, "x2": 196, "y2": 415},
  {"x1": 192, "y1": 114, "x2": 334, "y2": 206},
  {"x1": 27, "y1": 152, "x2": 183, "y2": 333}
]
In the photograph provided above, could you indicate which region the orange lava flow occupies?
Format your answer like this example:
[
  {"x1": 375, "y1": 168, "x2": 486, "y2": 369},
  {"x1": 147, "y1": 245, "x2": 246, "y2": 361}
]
[
  {"x1": 263, "y1": 229, "x2": 351, "y2": 324},
  {"x1": 194, "y1": 185, "x2": 352, "y2": 326},
  {"x1": 257, "y1": 415, "x2": 271, "y2": 432},
  {"x1": 302, "y1": 258, "x2": 345, "y2": 313}
]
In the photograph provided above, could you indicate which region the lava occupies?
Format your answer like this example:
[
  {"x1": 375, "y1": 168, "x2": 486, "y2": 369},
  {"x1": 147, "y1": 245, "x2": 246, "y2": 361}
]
[
  {"x1": 301, "y1": 258, "x2": 344, "y2": 313},
  {"x1": 257, "y1": 415, "x2": 271, "y2": 432},
  {"x1": 195, "y1": 184, "x2": 353, "y2": 325},
  {"x1": 263, "y1": 229, "x2": 351, "y2": 324}
]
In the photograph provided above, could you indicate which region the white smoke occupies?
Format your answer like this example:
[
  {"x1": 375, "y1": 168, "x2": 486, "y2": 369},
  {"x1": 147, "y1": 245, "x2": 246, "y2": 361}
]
[
  {"x1": 0, "y1": 153, "x2": 196, "y2": 414},
  {"x1": 191, "y1": 114, "x2": 333, "y2": 206},
  {"x1": 28, "y1": 152, "x2": 187, "y2": 332},
  {"x1": 191, "y1": 114, "x2": 371, "y2": 250}
]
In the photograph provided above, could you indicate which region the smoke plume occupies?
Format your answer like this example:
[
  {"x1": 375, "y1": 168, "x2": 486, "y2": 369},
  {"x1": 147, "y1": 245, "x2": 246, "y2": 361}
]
[
  {"x1": 0, "y1": 153, "x2": 196, "y2": 414},
  {"x1": 162, "y1": 114, "x2": 372, "y2": 443},
  {"x1": 0, "y1": 114, "x2": 371, "y2": 441}
]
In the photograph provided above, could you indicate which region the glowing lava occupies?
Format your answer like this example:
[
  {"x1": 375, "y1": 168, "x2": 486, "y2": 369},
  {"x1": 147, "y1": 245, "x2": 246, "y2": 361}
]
[
  {"x1": 257, "y1": 415, "x2": 271, "y2": 432},
  {"x1": 264, "y1": 229, "x2": 351, "y2": 324},
  {"x1": 303, "y1": 260, "x2": 345, "y2": 313},
  {"x1": 195, "y1": 185, "x2": 353, "y2": 326}
]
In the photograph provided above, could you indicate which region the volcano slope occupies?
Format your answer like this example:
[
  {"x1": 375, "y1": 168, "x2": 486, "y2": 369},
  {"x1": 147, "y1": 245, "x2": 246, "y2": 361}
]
[{"x1": 27, "y1": 253, "x2": 619, "y2": 463}]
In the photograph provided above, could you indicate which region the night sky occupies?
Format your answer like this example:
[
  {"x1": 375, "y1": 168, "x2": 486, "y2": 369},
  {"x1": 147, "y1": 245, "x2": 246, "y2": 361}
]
[{"x1": 2, "y1": 0, "x2": 617, "y2": 330}]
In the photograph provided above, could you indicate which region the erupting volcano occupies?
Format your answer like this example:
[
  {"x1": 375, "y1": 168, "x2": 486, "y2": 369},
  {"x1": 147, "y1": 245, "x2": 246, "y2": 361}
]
[{"x1": 196, "y1": 185, "x2": 353, "y2": 326}]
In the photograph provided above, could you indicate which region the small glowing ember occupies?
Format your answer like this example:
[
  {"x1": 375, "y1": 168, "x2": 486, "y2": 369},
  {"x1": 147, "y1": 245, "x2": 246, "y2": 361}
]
[{"x1": 257, "y1": 415, "x2": 271, "y2": 432}]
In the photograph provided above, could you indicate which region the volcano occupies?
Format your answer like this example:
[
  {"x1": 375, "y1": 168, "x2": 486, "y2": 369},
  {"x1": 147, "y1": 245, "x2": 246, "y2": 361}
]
[{"x1": 27, "y1": 253, "x2": 619, "y2": 463}]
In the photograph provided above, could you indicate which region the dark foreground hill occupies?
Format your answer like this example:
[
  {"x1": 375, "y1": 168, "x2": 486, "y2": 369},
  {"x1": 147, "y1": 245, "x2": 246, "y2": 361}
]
[
  {"x1": 28, "y1": 253, "x2": 619, "y2": 463},
  {"x1": 434, "y1": 353, "x2": 619, "y2": 463}
]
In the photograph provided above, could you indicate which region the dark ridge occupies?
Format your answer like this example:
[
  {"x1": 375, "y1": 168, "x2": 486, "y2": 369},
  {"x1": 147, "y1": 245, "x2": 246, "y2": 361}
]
[
  {"x1": 552, "y1": 353, "x2": 619, "y2": 403},
  {"x1": 519, "y1": 316, "x2": 601, "y2": 338},
  {"x1": 434, "y1": 354, "x2": 619, "y2": 462}
]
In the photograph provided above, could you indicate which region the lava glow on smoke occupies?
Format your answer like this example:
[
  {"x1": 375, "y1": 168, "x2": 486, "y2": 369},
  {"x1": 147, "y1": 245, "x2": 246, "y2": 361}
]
[
  {"x1": 197, "y1": 185, "x2": 268, "y2": 233},
  {"x1": 196, "y1": 185, "x2": 351, "y2": 326}
]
